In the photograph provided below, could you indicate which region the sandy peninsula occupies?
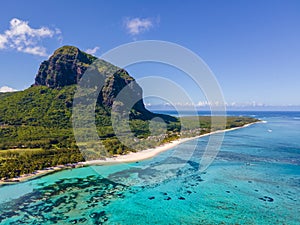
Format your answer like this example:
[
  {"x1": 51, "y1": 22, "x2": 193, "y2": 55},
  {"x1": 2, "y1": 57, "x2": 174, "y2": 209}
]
[{"x1": 0, "y1": 121, "x2": 260, "y2": 185}]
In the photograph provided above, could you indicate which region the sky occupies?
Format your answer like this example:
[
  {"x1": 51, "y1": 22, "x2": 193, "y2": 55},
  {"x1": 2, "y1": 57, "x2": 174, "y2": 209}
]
[{"x1": 0, "y1": 0, "x2": 299, "y2": 109}]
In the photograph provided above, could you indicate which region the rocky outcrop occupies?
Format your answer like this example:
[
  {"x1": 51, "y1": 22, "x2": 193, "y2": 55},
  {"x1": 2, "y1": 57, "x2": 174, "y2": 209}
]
[
  {"x1": 34, "y1": 46, "x2": 97, "y2": 88},
  {"x1": 33, "y1": 45, "x2": 155, "y2": 119}
]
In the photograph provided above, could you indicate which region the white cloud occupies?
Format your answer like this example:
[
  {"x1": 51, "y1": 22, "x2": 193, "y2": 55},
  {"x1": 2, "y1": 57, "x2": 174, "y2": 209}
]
[
  {"x1": 125, "y1": 17, "x2": 155, "y2": 35},
  {"x1": 85, "y1": 46, "x2": 100, "y2": 55},
  {"x1": 0, "y1": 18, "x2": 61, "y2": 56},
  {"x1": 0, "y1": 86, "x2": 17, "y2": 93},
  {"x1": 23, "y1": 46, "x2": 48, "y2": 56},
  {"x1": 0, "y1": 34, "x2": 7, "y2": 48}
]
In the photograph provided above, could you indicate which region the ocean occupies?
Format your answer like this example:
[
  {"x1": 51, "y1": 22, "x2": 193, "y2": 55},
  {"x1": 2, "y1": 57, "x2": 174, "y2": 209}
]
[{"x1": 0, "y1": 111, "x2": 299, "y2": 224}]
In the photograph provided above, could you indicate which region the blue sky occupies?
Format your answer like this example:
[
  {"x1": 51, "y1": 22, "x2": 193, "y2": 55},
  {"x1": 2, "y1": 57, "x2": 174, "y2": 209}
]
[{"x1": 0, "y1": 0, "x2": 299, "y2": 108}]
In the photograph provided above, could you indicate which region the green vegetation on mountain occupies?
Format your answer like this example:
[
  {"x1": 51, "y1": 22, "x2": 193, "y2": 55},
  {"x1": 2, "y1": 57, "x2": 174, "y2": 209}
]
[{"x1": 0, "y1": 46, "x2": 259, "y2": 180}]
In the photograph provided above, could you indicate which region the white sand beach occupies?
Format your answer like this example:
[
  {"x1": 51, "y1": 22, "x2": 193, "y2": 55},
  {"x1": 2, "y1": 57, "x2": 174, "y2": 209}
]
[{"x1": 83, "y1": 121, "x2": 259, "y2": 165}]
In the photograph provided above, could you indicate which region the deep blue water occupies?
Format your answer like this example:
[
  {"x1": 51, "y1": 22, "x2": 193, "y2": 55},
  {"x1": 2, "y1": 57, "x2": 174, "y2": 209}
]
[{"x1": 0, "y1": 111, "x2": 299, "y2": 224}]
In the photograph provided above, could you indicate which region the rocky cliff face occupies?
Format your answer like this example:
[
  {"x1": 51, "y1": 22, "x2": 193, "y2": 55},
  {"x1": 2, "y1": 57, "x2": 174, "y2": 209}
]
[
  {"x1": 34, "y1": 46, "x2": 97, "y2": 88},
  {"x1": 33, "y1": 46, "x2": 153, "y2": 119}
]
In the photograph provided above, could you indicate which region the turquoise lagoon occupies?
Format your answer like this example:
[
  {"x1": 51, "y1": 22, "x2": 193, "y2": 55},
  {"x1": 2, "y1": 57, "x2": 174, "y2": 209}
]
[{"x1": 0, "y1": 111, "x2": 299, "y2": 224}]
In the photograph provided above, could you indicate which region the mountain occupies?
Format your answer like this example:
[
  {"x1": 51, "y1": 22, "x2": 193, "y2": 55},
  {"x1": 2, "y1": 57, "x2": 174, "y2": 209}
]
[
  {"x1": 33, "y1": 46, "x2": 168, "y2": 119},
  {"x1": 0, "y1": 46, "x2": 182, "y2": 179},
  {"x1": 0, "y1": 46, "x2": 177, "y2": 150},
  {"x1": 34, "y1": 46, "x2": 97, "y2": 88}
]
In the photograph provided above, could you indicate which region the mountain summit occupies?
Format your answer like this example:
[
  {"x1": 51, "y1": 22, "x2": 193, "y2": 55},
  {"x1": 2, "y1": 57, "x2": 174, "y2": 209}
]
[
  {"x1": 33, "y1": 46, "x2": 155, "y2": 117},
  {"x1": 34, "y1": 46, "x2": 97, "y2": 88}
]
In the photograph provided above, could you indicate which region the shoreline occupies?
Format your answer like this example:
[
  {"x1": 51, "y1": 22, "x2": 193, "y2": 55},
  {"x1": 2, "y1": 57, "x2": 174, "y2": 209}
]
[
  {"x1": 0, "y1": 121, "x2": 260, "y2": 185},
  {"x1": 82, "y1": 121, "x2": 260, "y2": 166}
]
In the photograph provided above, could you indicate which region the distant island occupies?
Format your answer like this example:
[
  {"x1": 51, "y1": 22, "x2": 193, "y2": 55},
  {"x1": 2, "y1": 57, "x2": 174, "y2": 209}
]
[{"x1": 0, "y1": 46, "x2": 259, "y2": 182}]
